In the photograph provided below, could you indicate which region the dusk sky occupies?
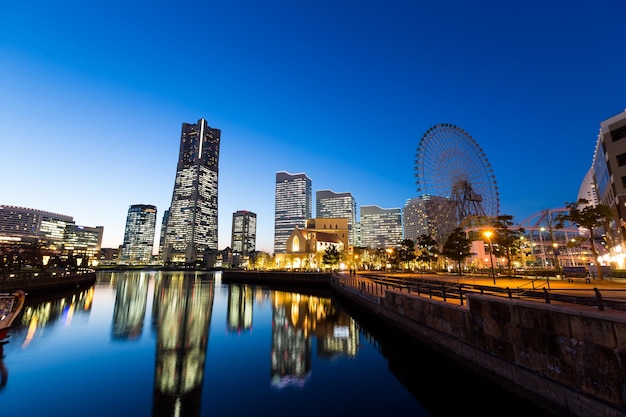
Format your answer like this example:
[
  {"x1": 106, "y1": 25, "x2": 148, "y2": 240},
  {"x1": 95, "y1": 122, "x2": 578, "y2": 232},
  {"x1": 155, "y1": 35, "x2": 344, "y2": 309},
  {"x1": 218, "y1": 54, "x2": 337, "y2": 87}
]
[{"x1": 2, "y1": 1, "x2": 626, "y2": 254}]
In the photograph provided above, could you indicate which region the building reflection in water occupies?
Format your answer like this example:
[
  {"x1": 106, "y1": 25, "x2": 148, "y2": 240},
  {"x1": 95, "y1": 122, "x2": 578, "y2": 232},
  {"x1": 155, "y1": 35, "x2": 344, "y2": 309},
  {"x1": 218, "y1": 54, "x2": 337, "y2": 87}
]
[
  {"x1": 226, "y1": 284, "x2": 253, "y2": 333},
  {"x1": 270, "y1": 291, "x2": 358, "y2": 389},
  {"x1": 151, "y1": 272, "x2": 215, "y2": 417},
  {"x1": 111, "y1": 271, "x2": 151, "y2": 340},
  {"x1": 18, "y1": 287, "x2": 95, "y2": 348}
]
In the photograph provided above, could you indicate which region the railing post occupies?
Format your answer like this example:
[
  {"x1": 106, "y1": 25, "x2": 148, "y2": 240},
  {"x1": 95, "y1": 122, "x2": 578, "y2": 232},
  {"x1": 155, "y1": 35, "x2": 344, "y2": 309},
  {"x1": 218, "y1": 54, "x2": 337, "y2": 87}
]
[
  {"x1": 442, "y1": 285, "x2": 446, "y2": 302},
  {"x1": 459, "y1": 284, "x2": 463, "y2": 306},
  {"x1": 594, "y1": 288, "x2": 605, "y2": 311},
  {"x1": 543, "y1": 288, "x2": 550, "y2": 304},
  {"x1": 506, "y1": 287, "x2": 512, "y2": 298}
]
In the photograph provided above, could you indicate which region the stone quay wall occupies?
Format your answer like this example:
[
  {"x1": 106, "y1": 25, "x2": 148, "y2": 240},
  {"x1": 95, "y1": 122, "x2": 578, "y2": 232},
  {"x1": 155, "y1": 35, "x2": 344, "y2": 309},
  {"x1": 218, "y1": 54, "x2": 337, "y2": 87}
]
[{"x1": 332, "y1": 282, "x2": 626, "y2": 417}]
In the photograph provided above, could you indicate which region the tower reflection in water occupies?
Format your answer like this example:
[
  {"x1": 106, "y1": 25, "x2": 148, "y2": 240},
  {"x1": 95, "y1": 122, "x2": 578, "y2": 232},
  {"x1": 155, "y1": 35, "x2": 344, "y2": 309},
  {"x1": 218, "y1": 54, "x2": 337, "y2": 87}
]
[
  {"x1": 270, "y1": 291, "x2": 358, "y2": 389},
  {"x1": 151, "y1": 272, "x2": 215, "y2": 417},
  {"x1": 111, "y1": 272, "x2": 150, "y2": 340}
]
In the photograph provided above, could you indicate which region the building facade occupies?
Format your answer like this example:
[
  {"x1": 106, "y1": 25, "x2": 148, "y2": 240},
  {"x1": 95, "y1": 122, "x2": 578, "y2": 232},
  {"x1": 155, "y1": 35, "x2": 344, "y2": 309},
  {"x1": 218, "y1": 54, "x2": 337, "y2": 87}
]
[
  {"x1": 315, "y1": 190, "x2": 357, "y2": 247},
  {"x1": 231, "y1": 210, "x2": 257, "y2": 265},
  {"x1": 162, "y1": 119, "x2": 221, "y2": 265},
  {"x1": 592, "y1": 110, "x2": 626, "y2": 267},
  {"x1": 274, "y1": 171, "x2": 312, "y2": 254},
  {"x1": 0, "y1": 205, "x2": 103, "y2": 263},
  {"x1": 403, "y1": 195, "x2": 457, "y2": 244},
  {"x1": 120, "y1": 204, "x2": 157, "y2": 264},
  {"x1": 359, "y1": 205, "x2": 403, "y2": 249}
]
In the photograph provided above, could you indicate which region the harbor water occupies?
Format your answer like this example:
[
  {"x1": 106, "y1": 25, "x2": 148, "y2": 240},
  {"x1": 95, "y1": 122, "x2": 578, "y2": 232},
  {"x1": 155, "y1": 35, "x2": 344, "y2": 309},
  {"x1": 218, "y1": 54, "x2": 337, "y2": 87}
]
[{"x1": 0, "y1": 270, "x2": 556, "y2": 416}]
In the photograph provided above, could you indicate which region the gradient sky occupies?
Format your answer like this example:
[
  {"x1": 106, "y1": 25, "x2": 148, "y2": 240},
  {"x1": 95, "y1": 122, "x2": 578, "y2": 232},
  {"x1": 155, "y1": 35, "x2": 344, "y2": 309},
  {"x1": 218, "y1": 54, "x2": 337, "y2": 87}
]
[{"x1": 2, "y1": 0, "x2": 626, "y2": 254}]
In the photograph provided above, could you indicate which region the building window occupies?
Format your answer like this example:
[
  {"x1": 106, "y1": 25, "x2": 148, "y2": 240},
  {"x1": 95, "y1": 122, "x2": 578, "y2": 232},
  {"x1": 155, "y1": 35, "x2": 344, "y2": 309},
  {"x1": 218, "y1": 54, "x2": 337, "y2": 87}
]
[
  {"x1": 611, "y1": 125, "x2": 626, "y2": 142},
  {"x1": 617, "y1": 153, "x2": 626, "y2": 167},
  {"x1": 292, "y1": 236, "x2": 300, "y2": 252},
  {"x1": 621, "y1": 176, "x2": 626, "y2": 188}
]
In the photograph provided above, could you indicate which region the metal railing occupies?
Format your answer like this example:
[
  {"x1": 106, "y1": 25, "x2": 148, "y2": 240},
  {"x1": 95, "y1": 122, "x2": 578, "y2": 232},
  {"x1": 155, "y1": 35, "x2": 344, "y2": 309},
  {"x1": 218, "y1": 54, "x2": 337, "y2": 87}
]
[{"x1": 332, "y1": 273, "x2": 626, "y2": 312}]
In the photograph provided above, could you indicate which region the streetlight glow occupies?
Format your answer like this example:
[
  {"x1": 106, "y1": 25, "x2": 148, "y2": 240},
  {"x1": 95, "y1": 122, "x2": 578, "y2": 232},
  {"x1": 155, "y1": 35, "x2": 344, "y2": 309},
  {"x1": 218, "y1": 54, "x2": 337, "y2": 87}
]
[{"x1": 483, "y1": 230, "x2": 496, "y2": 284}]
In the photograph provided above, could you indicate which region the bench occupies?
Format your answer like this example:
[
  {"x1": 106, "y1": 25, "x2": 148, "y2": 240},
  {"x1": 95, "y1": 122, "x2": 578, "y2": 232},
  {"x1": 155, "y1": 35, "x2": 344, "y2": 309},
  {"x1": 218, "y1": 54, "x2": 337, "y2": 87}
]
[{"x1": 566, "y1": 276, "x2": 591, "y2": 284}]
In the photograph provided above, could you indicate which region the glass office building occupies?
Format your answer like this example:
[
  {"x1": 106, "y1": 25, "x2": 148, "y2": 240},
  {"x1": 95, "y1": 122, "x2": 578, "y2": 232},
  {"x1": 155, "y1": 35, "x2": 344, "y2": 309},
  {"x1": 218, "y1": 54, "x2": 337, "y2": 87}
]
[
  {"x1": 316, "y1": 190, "x2": 357, "y2": 246},
  {"x1": 231, "y1": 210, "x2": 257, "y2": 257},
  {"x1": 162, "y1": 119, "x2": 221, "y2": 264},
  {"x1": 120, "y1": 204, "x2": 157, "y2": 264},
  {"x1": 274, "y1": 172, "x2": 312, "y2": 254},
  {"x1": 359, "y1": 205, "x2": 402, "y2": 249}
]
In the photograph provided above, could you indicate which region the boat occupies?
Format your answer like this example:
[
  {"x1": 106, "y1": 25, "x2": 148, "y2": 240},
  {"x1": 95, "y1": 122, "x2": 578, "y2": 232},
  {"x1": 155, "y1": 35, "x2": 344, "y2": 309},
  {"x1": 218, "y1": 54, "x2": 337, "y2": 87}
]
[{"x1": 0, "y1": 290, "x2": 26, "y2": 341}]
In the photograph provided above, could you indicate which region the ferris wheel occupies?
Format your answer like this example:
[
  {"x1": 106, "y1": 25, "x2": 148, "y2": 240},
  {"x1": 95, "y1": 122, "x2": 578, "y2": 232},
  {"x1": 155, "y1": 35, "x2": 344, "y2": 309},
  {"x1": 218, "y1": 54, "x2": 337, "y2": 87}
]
[{"x1": 415, "y1": 123, "x2": 500, "y2": 224}]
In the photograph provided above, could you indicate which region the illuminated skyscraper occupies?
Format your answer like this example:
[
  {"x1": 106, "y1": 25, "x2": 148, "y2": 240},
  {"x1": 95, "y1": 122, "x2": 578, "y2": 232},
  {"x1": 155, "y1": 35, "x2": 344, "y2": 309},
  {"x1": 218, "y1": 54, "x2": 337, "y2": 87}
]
[
  {"x1": 231, "y1": 210, "x2": 257, "y2": 257},
  {"x1": 120, "y1": 204, "x2": 157, "y2": 264},
  {"x1": 274, "y1": 171, "x2": 312, "y2": 254},
  {"x1": 162, "y1": 119, "x2": 220, "y2": 264},
  {"x1": 359, "y1": 205, "x2": 402, "y2": 249},
  {"x1": 316, "y1": 190, "x2": 357, "y2": 246}
]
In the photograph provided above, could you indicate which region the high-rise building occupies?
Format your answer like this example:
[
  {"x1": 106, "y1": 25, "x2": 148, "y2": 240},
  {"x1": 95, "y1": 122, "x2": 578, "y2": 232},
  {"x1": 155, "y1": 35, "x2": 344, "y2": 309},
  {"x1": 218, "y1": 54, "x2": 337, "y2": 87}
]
[
  {"x1": 120, "y1": 204, "x2": 157, "y2": 264},
  {"x1": 316, "y1": 190, "x2": 357, "y2": 246},
  {"x1": 359, "y1": 205, "x2": 402, "y2": 249},
  {"x1": 274, "y1": 171, "x2": 312, "y2": 254},
  {"x1": 162, "y1": 119, "x2": 221, "y2": 264},
  {"x1": 403, "y1": 195, "x2": 456, "y2": 243},
  {"x1": 231, "y1": 210, "x2": 257, "y2": 257}
]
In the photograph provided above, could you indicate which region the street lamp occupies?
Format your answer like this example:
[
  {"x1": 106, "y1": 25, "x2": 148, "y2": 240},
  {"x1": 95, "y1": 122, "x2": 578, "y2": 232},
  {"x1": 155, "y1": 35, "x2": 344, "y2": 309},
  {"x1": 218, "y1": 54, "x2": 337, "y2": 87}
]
[
  {"x1": 552, "y1": 242, "x2": 560, "y2": 275},
  {"x1": 483, "y1": 230, "x2": 496, "y2": 285}
]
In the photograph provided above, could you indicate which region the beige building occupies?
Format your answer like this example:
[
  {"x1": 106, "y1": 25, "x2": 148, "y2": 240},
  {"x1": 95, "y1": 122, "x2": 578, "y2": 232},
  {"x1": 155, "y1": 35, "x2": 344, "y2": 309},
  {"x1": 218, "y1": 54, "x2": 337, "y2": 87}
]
[{"x1": 275, "y1": 218, "x2": 348, "y2": 270}]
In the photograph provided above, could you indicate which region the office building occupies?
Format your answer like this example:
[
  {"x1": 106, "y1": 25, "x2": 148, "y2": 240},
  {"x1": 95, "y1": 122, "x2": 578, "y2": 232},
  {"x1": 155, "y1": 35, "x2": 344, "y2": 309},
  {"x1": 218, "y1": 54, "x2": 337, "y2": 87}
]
[
  {"x1": 403, "y1": 195, "x2": 457, "y2": 243},
  {"x1": 231, "y1": 210, "x2": 257, "y2": 258},
  {"x1": 359, "y1": 205, "x2": 402, "y2": 249},
  {"x1": 274, "y1": 171, "x2": 312, "y2": 254},
  {"x1": 120, "y1": 204, "x2": 157, "y2": 264},
  {"x1": 162, "y1": 119, "x2": 221, "y2": 265},
  {"x1": 316, "y1": 190, "x2": 357, "y2": 246},
  {"x1": 0, "y1": 205, "x2": 103, "y2": 263}
]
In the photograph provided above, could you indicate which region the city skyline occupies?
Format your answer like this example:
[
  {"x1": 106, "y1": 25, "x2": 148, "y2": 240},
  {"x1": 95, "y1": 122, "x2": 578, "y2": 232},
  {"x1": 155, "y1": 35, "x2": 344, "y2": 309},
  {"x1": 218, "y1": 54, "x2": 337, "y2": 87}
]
[{"x1": 3, "y1": 1, "x2": 626, "y2": 253}]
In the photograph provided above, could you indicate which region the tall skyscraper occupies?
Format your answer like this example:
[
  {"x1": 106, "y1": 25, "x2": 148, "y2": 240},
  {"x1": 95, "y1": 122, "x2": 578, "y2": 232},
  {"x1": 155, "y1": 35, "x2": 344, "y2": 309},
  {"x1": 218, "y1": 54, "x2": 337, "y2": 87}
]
[
  {"x1": 231, "y1": 210, "x2": 257, "y2": 257},
  {"x1": 359, "y1": 205, "x2": 403, "y2": 249},
  {"x1": 403, "y1": 195, "x2": 456, "y2": 243},
  {"x1": 120, "y1": 204, "x2": 157, "y2": 264},
  {"x1": 274, "y1": 171, "x2": 312, "y2": 254},
  {"x1": 316, "y1": 190, "x2": 357, "y2": 246},
  {"x1": 162, "y1": 119, "x2": 221, "y2": 264}
]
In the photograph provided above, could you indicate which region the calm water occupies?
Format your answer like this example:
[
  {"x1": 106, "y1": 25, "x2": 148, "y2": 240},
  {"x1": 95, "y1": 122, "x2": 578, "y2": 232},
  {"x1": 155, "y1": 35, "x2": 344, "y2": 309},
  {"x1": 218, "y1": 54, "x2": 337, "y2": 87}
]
[{"x1": 0, "y1": 271, "x2": 556, "y2": 417}]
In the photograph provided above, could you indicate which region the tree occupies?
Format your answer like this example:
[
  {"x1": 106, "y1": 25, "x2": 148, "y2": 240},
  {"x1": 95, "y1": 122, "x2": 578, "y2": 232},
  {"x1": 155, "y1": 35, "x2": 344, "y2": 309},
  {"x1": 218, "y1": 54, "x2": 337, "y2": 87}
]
[
  {"x1": 442, "y1": 227, "x2": 472, "y2": 275},
  {"x1": 556, "y1": 199, "x2": 615, "y2": 280},
  {"x1": 322, "y1": 245, "x2": 341, "y2": 271},
  {"x1": 397, "y1": 239, "x2": 416, "y2": 269},
  {"x1": 416, "y1": 234, "x2": 440, "y2": 271},
  {"x1": 492, "y1": 214, "x2": 525, "y2": 274}
]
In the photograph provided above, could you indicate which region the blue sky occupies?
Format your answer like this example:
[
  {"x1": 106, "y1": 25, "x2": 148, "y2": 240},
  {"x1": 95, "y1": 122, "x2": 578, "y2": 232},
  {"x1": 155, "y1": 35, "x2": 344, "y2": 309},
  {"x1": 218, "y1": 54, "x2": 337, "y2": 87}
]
[{"x1": 2, "y1": 0, "x2": 626, "y2": 254}]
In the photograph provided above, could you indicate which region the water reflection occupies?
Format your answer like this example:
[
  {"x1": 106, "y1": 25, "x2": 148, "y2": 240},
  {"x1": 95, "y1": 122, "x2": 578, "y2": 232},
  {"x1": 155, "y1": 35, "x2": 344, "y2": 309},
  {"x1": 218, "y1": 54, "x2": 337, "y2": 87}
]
[
  {"x1": 151, "y1": 272, "x2": 215, "y2": 417},
  {"x1": 19, "y1": 287, "x2": 95, "y2": 348},
  {"x1": 112, "y1": 271, "x2": 149, "y2": 340}
]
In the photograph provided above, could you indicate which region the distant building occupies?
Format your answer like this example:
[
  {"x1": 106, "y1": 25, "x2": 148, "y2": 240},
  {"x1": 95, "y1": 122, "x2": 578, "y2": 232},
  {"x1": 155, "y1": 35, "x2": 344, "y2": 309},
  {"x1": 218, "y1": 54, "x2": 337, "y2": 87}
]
[
  {"x1": 315, "y1": 190, "x2": 357, "y2": 247},
  {"x1": 231, "y1": 210, "x2": 257, "y2": 267},
  {"x1": 274, "y1": 171, "x2": 312, "y2": 254},
  {"x1": 162, "y1": 119, "x2": 221, "y2": 265},
  {"x1": 0, "y1": 205, "x2": 103, "y2": 263},
  {"x1": 403, "y1": 195, "x2": 456, "y2": 244},
  {"x1": 120, "y1": 204, "x2": 157, "y2": 264},
  {"x1": 359, "y1": 205, "x2": 402, "y2": 249}
]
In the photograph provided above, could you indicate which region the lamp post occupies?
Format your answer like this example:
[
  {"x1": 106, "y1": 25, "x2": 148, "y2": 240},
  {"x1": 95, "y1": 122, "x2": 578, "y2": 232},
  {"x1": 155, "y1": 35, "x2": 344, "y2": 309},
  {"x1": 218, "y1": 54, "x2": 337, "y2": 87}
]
[
  {"x1": 484, "y1": 230, "x2": 496, "y2": 285},
  {"x1": 552, "y1": 242, "x2": 560, "y2": 276}
]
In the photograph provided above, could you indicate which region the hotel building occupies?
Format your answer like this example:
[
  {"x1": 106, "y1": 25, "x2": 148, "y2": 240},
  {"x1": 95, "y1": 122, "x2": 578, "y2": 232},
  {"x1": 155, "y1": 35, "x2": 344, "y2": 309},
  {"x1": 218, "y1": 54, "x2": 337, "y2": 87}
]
[
  {"x1": 274, "y1": 172, "x2": 312, "y2": 254},
  {"x1": 162, "y1": 119, "x2": 221, "y2": 265},
  {"x1": 120, "y1": 204, "x2": 157, "y2": 264}
]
